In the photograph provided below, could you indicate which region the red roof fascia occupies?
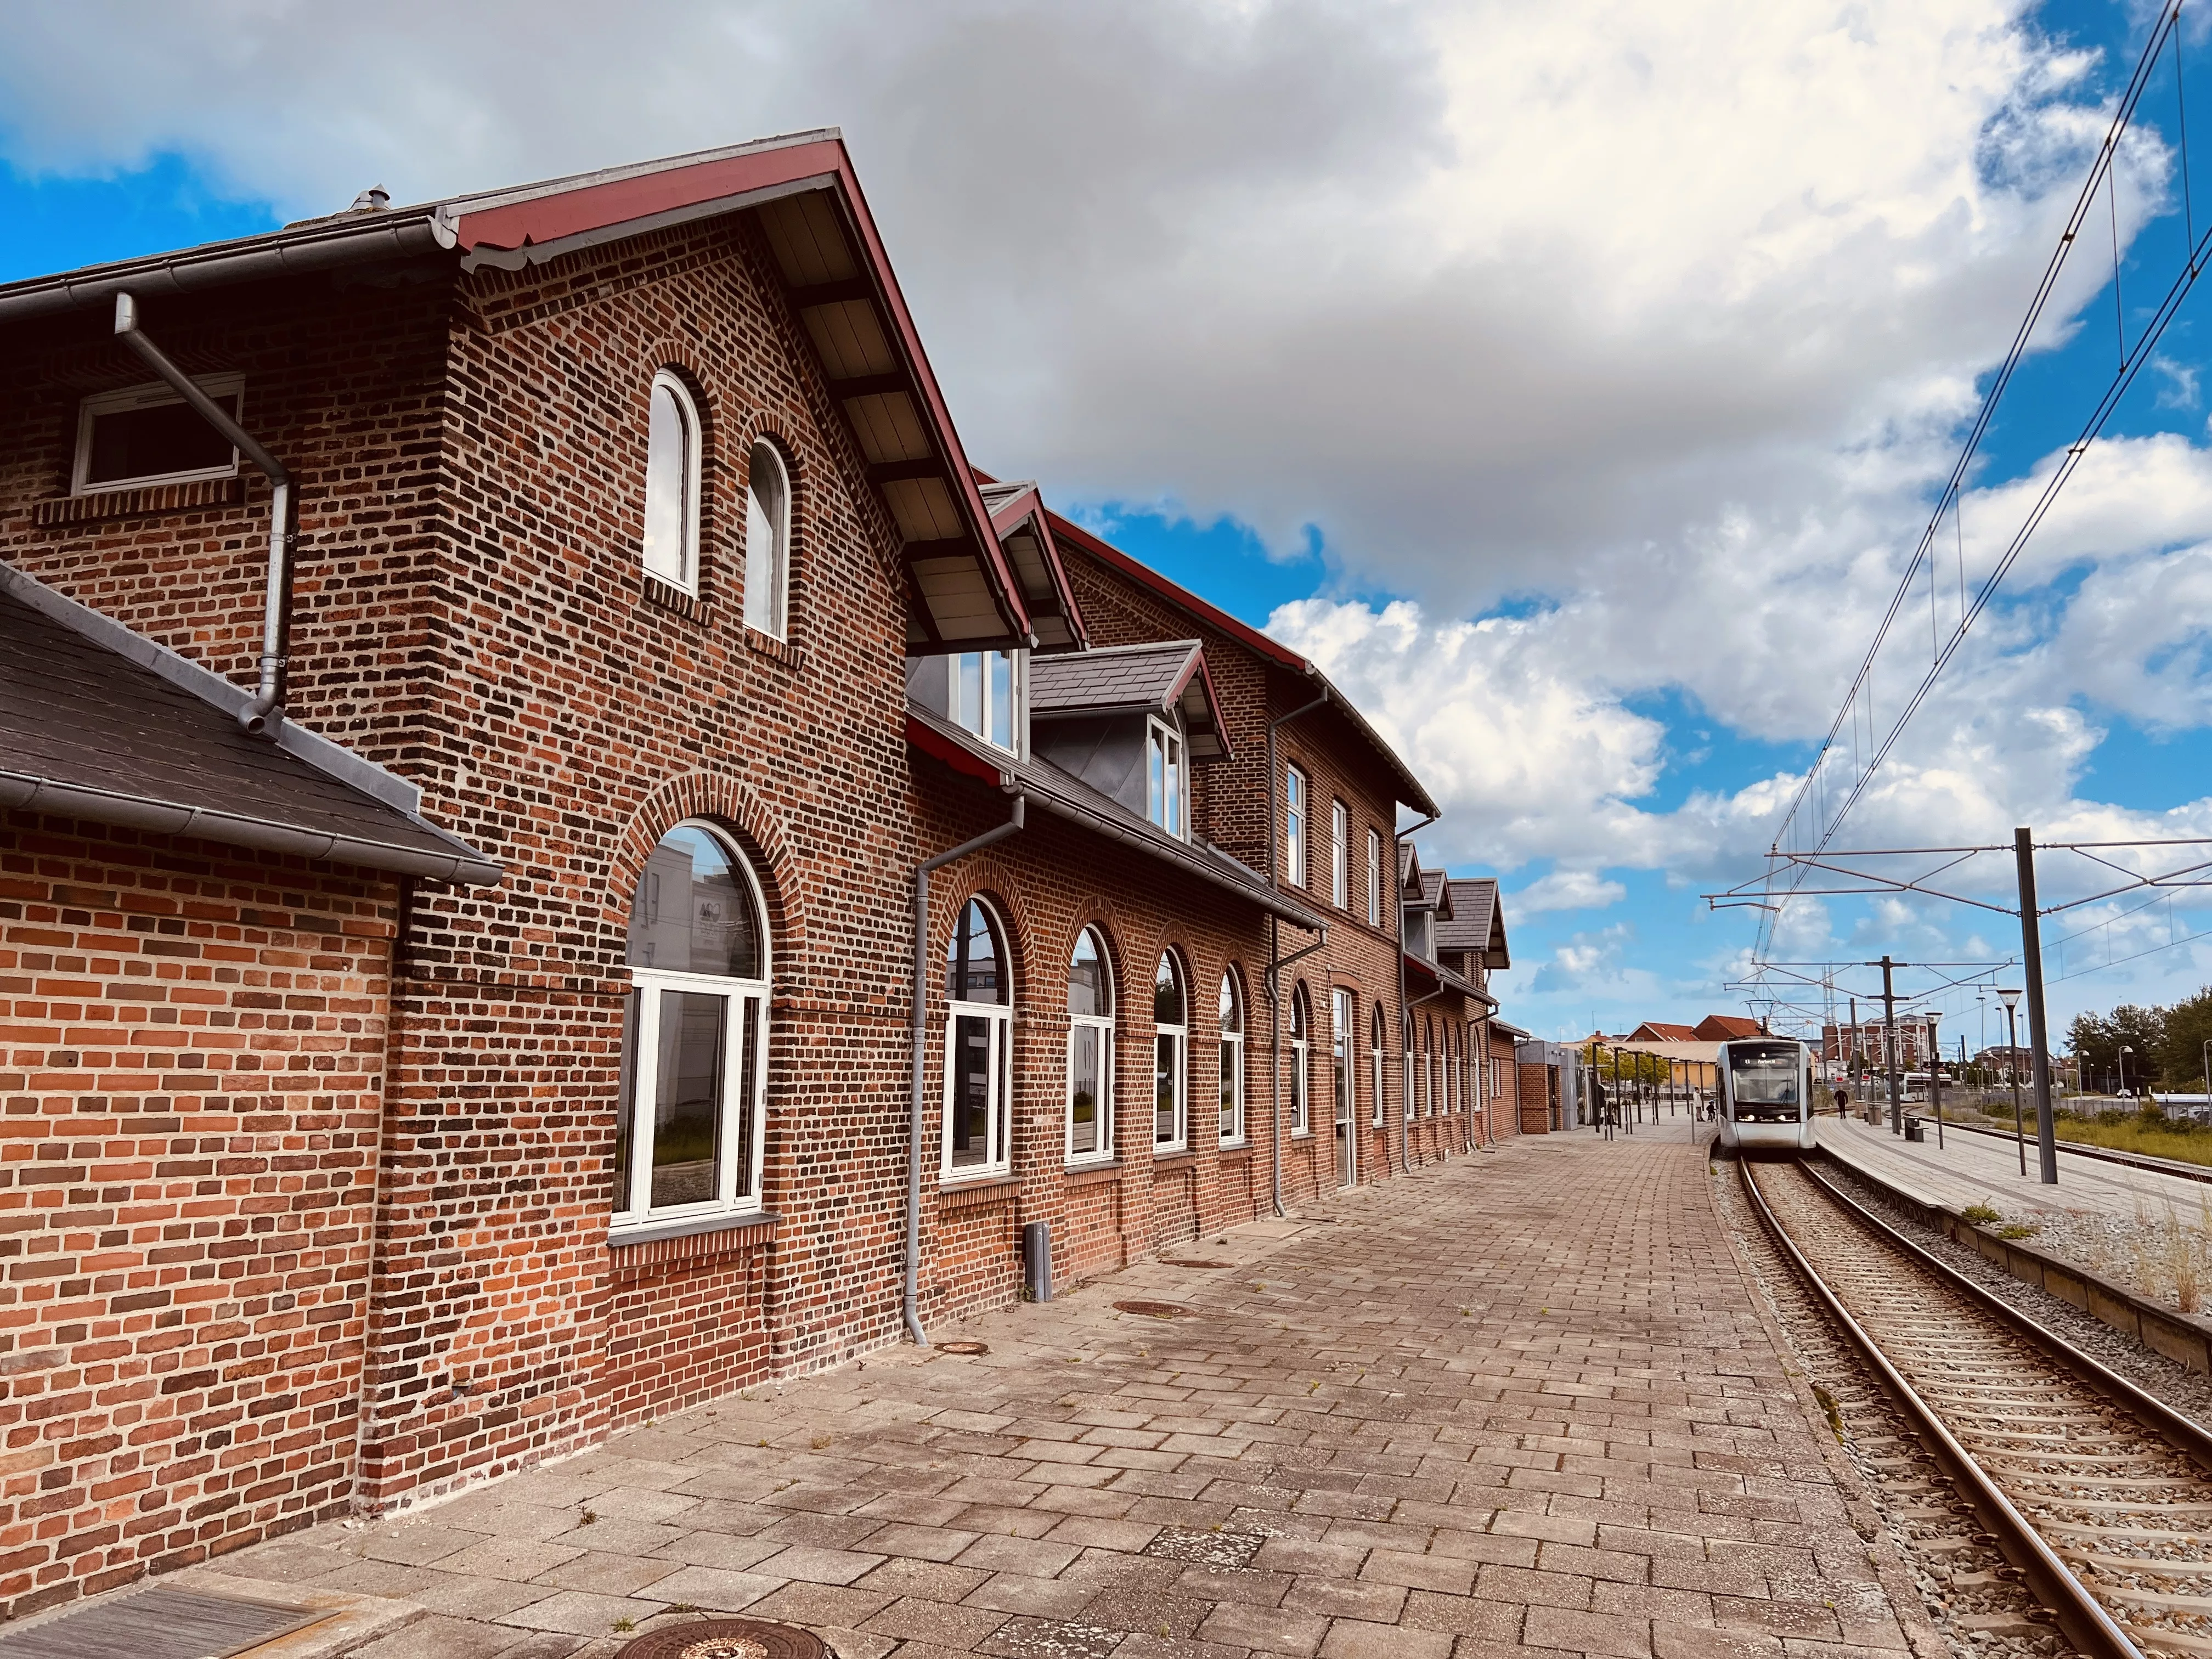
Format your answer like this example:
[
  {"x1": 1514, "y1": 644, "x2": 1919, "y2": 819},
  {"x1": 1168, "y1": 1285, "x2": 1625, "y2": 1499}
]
[
  {"x1": 1167, "y1": 648, "x2": 1235, "y2": 764},
  {"x1": 906, "y1": 712, "x2": 1011, "y2": 786},
  {"x1": 455, "y1": 139, "x2": 1030, "y2": 643},
  {"x1": 1043, "y1": 509, "x2": 1307, "y2": 673}
]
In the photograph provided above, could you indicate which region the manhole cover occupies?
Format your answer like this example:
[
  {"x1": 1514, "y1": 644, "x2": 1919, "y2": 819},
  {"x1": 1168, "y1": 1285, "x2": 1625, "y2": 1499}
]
[
  {"x1": 621, "y1": 1618, "x2": 824, "y2": 1659},
  {"x1": 1161, "y1": 1259, "x2": 1233, "y2": 1269},
  {"x1": 937, "y1": 1339, "x2": 989, "y2": 1355},
  {"x1": 1113, "y1": 1300, "x2": 1192, "y2": 1318}
]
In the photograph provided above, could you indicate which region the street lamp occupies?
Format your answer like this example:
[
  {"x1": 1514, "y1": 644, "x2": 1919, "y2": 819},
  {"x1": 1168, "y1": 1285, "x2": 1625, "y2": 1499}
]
[
  {"x1": 2119, "y1": 1044, "x2": 2134, "y2": 1101},
  {"x1": 1998, "y1": 988, "x2": 2025, "y2": 1176},
  {"x1": 1927, "y1": 1010, "x2": 1943, "y2": 1150}
]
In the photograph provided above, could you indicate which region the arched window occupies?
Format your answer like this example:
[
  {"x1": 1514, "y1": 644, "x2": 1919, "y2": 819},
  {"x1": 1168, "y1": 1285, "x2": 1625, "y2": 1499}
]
[
  {"x1": 744, "y1": 439, "x2": 791, "y2": 640},
  {"x1": 1369, "y1": 1005, "x2": 1386, "y2": 1128},
  {"x1": 1218, "y1": 969, "x2": 1246, "y2": 1146},
  {"x1": 1067, "y1": 927, "x2": 1114, "y2": 1164},
  {"x1": 1424, "y1": 1014, "x2": 1437, "y2": 1117},
  {"x1": 943, "y1": 898, "x2": 1012, "y2": 1177},
  {"x1": 1290, "y1": 985, "x2": 1312, "y2": 1136},
  {"x1": 642, "y1": 373, "x2": 701, "y2": 591},
  {"x1": 1331, "y1": 988, "x2": 1355, "y2": 1182},
  {"x1": 614, "y1": 821, "x2": 769, "y2": 1228},
  {"x1": 1153, "y1": 951, "x2": 1187, "y2": 1152}
]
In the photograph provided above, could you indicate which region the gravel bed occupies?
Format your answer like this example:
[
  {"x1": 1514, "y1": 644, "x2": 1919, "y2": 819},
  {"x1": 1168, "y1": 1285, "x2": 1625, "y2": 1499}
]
[
  {"x1": 1820, "y1": 1159, "x2": 2212, "y2": 1431},
  {"x1": 1714, "y1": 1159, "x2": 2078, "y2": 1659}
]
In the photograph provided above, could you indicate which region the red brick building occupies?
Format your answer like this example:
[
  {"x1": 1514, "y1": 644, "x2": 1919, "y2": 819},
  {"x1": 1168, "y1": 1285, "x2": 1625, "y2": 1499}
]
[{"x1": 0, "y1": 132, "x2": 1523, "y2": 1616}]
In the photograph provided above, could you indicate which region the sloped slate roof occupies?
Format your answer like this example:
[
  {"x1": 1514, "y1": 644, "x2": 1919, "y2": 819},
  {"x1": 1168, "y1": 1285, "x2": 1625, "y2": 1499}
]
[
  {"x1": 906, "y1": 704, "x2": 1319, "y2": 929},
  {"x1": 1437, "y1": 876, "x2": 1509, "y2": 969},
  {"x1": 1031, "y1": 640, "x2": 1198, "y2": 715},
  {"x1": 0, "y1": 572, "x2": 499, "y2": 883},
  {"x1": 1415, "y1": 867, "x2": 1454, "y2": 918}
]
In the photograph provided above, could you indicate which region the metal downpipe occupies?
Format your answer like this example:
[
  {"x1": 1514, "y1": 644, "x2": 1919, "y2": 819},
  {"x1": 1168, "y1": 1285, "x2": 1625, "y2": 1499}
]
[
  {"x1": 114, "y1": 292, "x2": 297, "y2": 735},
  {"x1": 1391, "y1": 809, "x2": 1439, "y2": 1176},
  {"x1": 905, "y1": 793, "x2": 1025, "y2": 1347}
]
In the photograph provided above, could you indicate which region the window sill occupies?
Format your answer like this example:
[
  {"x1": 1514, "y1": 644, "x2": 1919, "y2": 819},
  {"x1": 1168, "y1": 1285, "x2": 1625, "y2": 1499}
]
[
  {"x1": 607, "y1": 1209, "x2": 776, "y2": 1267},
  {"x1": 642, "y1": 572, "x2": 710, "y2": 624},
  {"x1": 1217, "y1": 1143, "x2": 1252, "y2": 1163},
  {"x1": 1065, "y1": 1162, "x2": 1121, "y2": 1188},
  {"x1": 744, "y1": 627, "x2": 805, "y2": 672},
  {"x1": 36, "y1": 476, "x2": 244, "y2": 527},
  {"x1": 938, "y1": 1173, "x2": 1019, "y2": 1209},
  {"x1": 1150, "y1": 1149, "x2": 1195, "y2": 1170}
]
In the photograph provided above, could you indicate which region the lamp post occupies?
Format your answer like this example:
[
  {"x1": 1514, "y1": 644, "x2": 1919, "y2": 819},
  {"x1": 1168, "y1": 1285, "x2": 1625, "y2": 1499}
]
[
  {"x1": 2202, "y1": 1037, "x2": 2211, "y2": 1121},
  {"x1": 2119, "y1": 1045, "x2": 2134, "y2": 1102},
  {"x1": 1999, "y1": 989, "x2": 2024, "y2": 1176}
]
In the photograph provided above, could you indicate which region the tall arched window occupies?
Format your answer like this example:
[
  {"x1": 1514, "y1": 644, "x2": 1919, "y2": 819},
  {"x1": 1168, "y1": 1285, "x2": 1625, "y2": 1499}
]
[
  {"x1": 642, "y1": 373, "x2": 701, "y2": 591},
  {"x1": 1290, "y1": 985, "x2": 1312, "y2": 1136},
  {"x1": 1153, "y1": 951, "x2": 1187, "y2": 1152},
  {"x1": 944, "y1": 898, "x2": 1013, "y2": 1177},
  {"x1": 1218, "y1": 969, "x2": 1246, "y2": 1147},
  {"x1": 744, "y1": 439, "x2": 791, "y2": 639},
  {"x1": 1369, "y1": 1006, "x2": 1386, "y2": 1128},
  {"x1": 1068, "y1": 927, "x2": 1114, "y2": 1164},
  {"x1": 615, "y1": 821, "x2": 769, "y2": 1228}
]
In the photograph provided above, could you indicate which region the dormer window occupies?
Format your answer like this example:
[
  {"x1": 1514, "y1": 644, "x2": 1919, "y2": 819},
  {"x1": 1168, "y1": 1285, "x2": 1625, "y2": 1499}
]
[
  {"x1": 1405, "y1": 907, "x2": 1435, "y2": 960},
  {"x1": 952, "y1": 650, "x2": 1021, "y2": 754},
  {"x1": 1146, "y1": 719, "x2": 1186, "y2": 838}
]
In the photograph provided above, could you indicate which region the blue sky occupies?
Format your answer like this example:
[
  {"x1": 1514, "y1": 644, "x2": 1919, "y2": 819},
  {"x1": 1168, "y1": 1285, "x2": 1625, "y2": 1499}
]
[{"x1": 6, "y1": 0, "x2": 2210, "y2": 1052}]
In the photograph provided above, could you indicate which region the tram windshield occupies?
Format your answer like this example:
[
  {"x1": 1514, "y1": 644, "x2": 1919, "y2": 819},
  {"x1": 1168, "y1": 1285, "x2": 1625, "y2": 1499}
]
[{"x1": 1729, "y1": 1046, "x2": 1801, "y2": 1106}]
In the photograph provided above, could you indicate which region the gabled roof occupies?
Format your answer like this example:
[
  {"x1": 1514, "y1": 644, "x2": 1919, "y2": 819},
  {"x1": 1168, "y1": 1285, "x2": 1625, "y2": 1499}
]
[
  {"x1": 978, "y1": 481, "x2": 1086, "y2": 653},
  {"x1": 905, "y1": 705, "x2": 1322, "y2": 930},
  {"x1": 1695, "y1": 1014, "x2": 1765, "y2": 1041},
  {"x1": 1406, "y1": 949, "x2": 1493, "y2": 1008},
  {"x1": 0, "y1": 131, "x2": 1035, "y2": 657},
  {"x1": 1438, "y1": 877, "x2": 1510, "y2": 970},
  {"x1": 1042, "y1": 508, "x2": 1439, "y2": 817},
  {"x1": 0, "y1": 566, "x2": 499, "y2": 884},
  {"x1": 1415, "y1": 867, "x2": 1454, "y2": 919},
  {"x1": 1398, "y1": 840, "x2": 1425, "y2": 899},
  {"x1": 1028, "y1": 640, "x2": 1230, "y2": 760},
  {"x1": 1628, "y1": 1021, "x2": 1699, "y2": 1043}
]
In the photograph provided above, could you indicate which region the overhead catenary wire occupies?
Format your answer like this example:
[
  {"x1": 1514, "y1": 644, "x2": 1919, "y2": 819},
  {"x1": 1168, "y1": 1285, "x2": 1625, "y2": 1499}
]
[{"x1": 1755, "y1": 2, "x2": 2192, "y2": 957}]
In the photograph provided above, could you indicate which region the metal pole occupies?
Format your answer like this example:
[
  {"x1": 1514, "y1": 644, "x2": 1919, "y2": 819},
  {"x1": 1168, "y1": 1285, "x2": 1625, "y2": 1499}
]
[
  {"x1": 2015, "y1": 827, "x2": 2058, "y2": 1184},
  {"x1": 1879, "y1": 956, "x2": 1901, "y2": 1135},
  {"x1": 2002, "y1": 994, "x2": 2024, "y2": 1175},
  {"x1": 1928, "y1": 1012, "x2": 1942, "y2": 1149}
]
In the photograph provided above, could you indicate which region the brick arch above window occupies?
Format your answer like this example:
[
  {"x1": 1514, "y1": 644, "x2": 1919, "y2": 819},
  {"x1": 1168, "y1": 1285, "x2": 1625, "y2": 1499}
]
[
  {"x1": 732, "y1": 412, "x2": 804, "y2": 652},
  {"x1": 609, "y1": 770, "x2": 800, "y2": 968},
  {"x1": 936, "y1": 855, "x2": 1039, "y2": 1008}
]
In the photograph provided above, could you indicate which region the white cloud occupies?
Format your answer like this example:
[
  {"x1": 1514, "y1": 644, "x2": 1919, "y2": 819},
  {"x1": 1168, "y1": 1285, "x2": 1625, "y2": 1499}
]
[{"x1": 1513, "y1": 869, "x2": 1628, "y2": 913}]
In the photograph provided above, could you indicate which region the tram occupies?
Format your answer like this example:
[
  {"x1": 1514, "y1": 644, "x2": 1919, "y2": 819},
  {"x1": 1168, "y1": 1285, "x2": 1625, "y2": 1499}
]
[{"x1": 1715, "y1": 1037, "x2": 1816, "y2": 1153}]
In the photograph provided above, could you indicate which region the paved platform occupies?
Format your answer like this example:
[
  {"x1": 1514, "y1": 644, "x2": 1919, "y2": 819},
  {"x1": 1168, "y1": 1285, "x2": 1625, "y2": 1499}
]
[
  {"x1": 1817, "y1": 1114, "x2": 2212, "y2": 1220},
  {"x1": 179, "y1": 1125, "x2": 1912, "y2": 1659}
]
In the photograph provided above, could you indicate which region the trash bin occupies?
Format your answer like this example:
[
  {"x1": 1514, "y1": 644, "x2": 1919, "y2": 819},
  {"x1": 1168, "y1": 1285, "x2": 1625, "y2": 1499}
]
[
  {"x1": 1863, "y1": 1103, "x2": 1882, "y2": 1125},
  {"x1": 1903, "y1": 1115, "x2": 1924, "y2": 1143}
]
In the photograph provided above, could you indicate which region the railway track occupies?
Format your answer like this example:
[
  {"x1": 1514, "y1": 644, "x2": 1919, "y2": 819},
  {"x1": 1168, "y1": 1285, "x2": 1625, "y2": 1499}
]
[{"x1": 1741, "y1": 1156, "x2": 2212, "y2": 1659}]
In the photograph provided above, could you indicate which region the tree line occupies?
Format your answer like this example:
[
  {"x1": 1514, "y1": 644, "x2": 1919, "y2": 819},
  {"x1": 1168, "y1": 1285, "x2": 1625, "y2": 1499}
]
[{"x1": 2067, "y1": 988, "x2": 2212, "y2": 1093}]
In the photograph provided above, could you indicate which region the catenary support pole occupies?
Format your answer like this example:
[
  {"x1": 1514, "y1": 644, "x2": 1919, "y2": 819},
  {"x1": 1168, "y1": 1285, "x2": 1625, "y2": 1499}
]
[
  {"x1": 1879, "y1": 956, "x2": 1901, "y2": 1135},
  {"x1": 905, "y1": 793, "x2": 1025, "y2": 1347},
  {"x1": 2016, "y1": 826, "x2": 2059, "y2": 1184}
]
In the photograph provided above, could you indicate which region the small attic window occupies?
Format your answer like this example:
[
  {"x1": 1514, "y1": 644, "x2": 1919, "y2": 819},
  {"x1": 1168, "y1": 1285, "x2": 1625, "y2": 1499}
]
[{"x1": 74, "y1": 376, "x2": 242, "y2": 495}]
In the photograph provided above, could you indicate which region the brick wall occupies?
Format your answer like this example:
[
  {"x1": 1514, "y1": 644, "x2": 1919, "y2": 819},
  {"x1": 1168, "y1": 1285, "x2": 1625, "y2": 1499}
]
[{"x1": 0, "y1": 812, "x2": 396, "y2": 1618}]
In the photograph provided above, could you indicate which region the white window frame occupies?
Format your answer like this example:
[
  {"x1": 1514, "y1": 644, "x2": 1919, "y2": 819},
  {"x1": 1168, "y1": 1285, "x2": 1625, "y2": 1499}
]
[
  {"x1": 1366, "y1": 827, "x2": 1382, "y2": 926},
  {"x1": 951, "y1": 650, "x2": 1024, "y2": 757},
  {"x1": 942, "y1": 899, "x2": 1014, "y2": 1181},
  {"x1": 1153, "y1": 950, "x2": 1188, "y2": 1153},
  {"x1": 1290, "y1": 988, "x2": 1312, "y2": 1136},
  {"x1": 1285, "y1": 765, "x2": 1308, "y2": 888},
  {"x1": 1331, "y1": 987, "x2": 1354, "y2": 1146},
  {"x1": 1147, "y1": 718, "x2": 1187, "y2": 839},
  {"x1": 74, "y1": 374, "x2": 245, "y2": 496},
  {"x1": 1218, "y1": 969, "x2": 1246, "y2": 1147},
  {"x1": 743, "y1": 438, "x2": 792, "y2": 640},
  {"x1": 1066, "y1": 927, "x2": 1115, "y2": 1167},
  {"x1": 641, "y1": 371, "x2": 703, "y2": 592},
  {"x1": 1370, "y1": 1008, "x2": 1386, "y2": 1128},
  {"x1": 1331, "y1": 801, "x2": 1349, "y2": 909},
  {"x1": 612, "y1": 823, "x2": 771, "y2": 1236}
]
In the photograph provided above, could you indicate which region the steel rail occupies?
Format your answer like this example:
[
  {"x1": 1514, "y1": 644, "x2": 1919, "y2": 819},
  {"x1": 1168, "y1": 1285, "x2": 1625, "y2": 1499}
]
[
  {"x1": 1928, "y1": 1117, "x2": 2212, "y2": 1189},
  {"x1": 1736, "y1": 1156, "x2": 2148, "y2": 1659}
]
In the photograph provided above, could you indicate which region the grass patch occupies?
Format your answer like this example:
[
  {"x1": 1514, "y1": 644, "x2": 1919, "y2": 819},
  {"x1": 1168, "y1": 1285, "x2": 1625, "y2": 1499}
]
[
  {"x1": 2053, "y1": 1109, "x2": 2212, "y2": 1167},
  {"x1": 1961, "y1": 1202, "x2": 2002, "y2": 1225}
]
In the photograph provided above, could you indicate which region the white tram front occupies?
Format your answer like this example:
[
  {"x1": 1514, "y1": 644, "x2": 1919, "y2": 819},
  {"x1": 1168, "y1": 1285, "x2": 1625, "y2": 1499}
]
[{"x1": 1716, "y1": 1037, "x2": 1815, "y2": 1153}]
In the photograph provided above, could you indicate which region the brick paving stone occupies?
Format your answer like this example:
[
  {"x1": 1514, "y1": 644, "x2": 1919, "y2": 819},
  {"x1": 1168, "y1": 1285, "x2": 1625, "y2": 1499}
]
[{"x1": 190, "y1": 1127, "x2": 1916, "y2": 1658}]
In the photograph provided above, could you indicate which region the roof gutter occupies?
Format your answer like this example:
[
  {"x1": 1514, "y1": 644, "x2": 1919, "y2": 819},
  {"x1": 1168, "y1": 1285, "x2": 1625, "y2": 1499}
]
[
  {"x1": 113, "y1": 292, "x2": 295, "y2": 736},
  {"x1": 0, "y1": 208, "x2": 456, "y2": 326},
  {"x1": 0, "y1": 770, "x2": 502, "y2": 885}
]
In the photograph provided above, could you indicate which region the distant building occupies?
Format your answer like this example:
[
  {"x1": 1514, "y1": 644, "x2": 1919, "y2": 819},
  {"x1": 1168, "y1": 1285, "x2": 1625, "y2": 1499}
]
[{"x1": 1824, "y1": 1015, "x2": 1939, "y2": 1070}]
